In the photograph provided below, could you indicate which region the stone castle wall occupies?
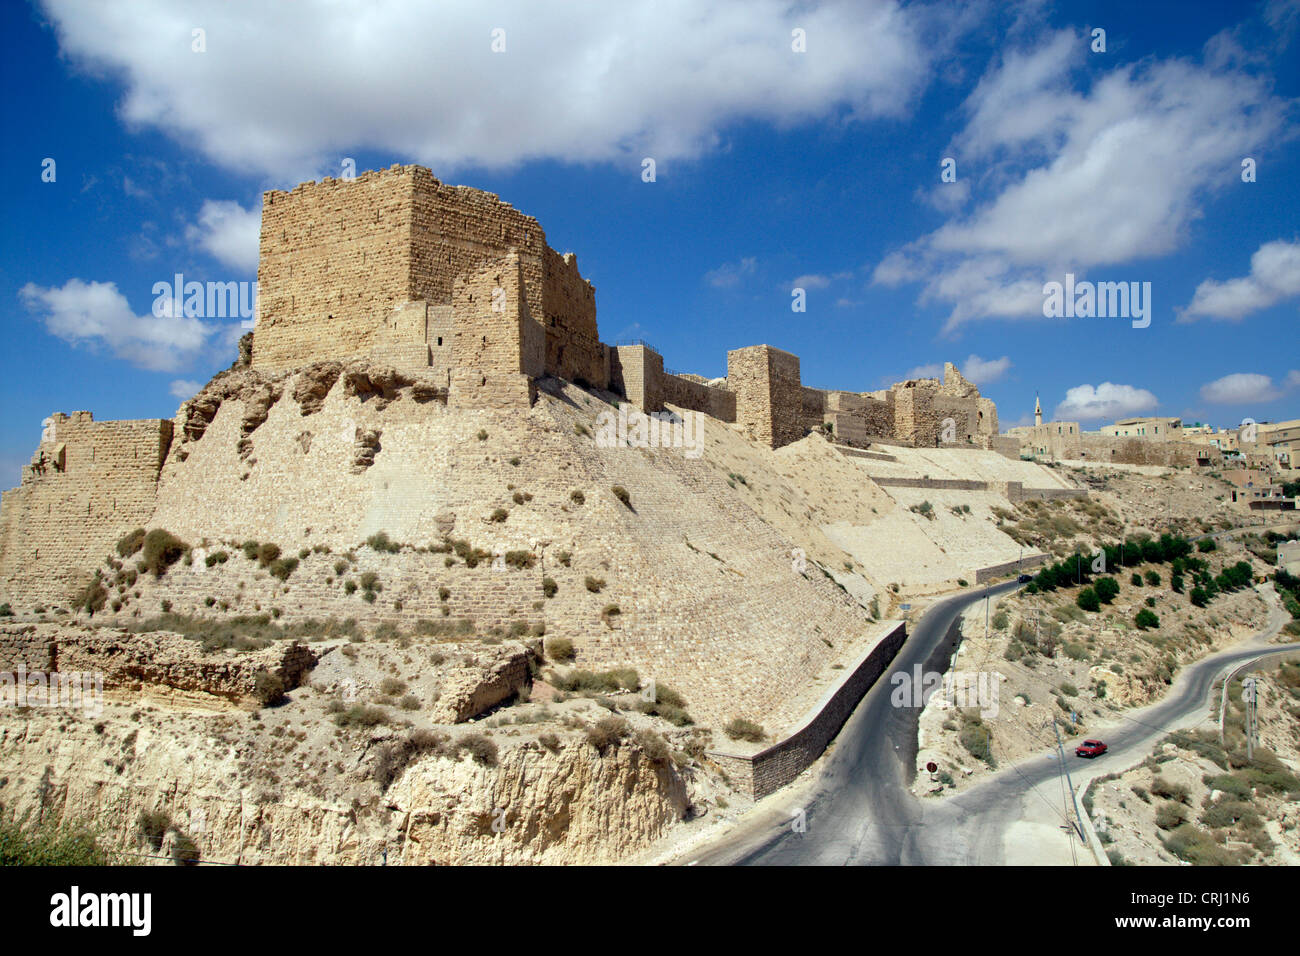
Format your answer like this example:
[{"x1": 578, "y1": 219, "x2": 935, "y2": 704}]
[
  {"x1": 255, "y1": 167, "x2": 417, "y2": 369},
  {"x1": 610, "y1": 345, "x2": 735, "y2": 422},
  {"x1": 0, "y1": 413, "x2": 173, "y2": 608},
  {"x1": 728, "y1": 346, "x2": 802, "y2": 450},
  {"x1": 448, "y1": 252, "x2": 543, "y2": 410},
  {"x1": 253, "y1": 164, "x2": 607, "y2": 390}
]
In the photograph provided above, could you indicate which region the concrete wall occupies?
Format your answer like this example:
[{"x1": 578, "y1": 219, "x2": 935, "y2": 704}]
[
  {"x1": 707, "y1": 620, "x2": 907, "y2": 799},
  {"x1": 0, "y1": 412, "x2": 173, "y2": 608}
]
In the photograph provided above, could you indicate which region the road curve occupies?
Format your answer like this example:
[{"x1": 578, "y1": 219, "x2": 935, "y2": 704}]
[{"x1": 688, "y1": 582, "x2": 1299, "y2": 866}]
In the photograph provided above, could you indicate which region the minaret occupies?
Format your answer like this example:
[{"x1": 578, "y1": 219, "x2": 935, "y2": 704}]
[{"x1": 1034, "y1": 392, "x2": 1042, "y2": 427}]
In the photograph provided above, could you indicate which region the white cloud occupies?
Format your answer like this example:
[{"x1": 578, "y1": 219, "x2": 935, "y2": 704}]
[
  {"x1": 704, "y1": 257, "x2": 757, "y2": 288},
  {"x1": 1199, "y1": 372, "x2": 1282, "y2": 405},
  {"x1": 42, "y1": 0, "x2": 933, "y2": 178},
  {"x1": 873, "y1": 28, "x2": 1291, "y2": 332},
  {"x1": 169, "y1": 379, "x2": 203, "y2": 400},
  {"x1": 1054, "y1": 382, "x2": 1158, "y2": 421},
  {"x1": 905, "y1": 362, "x2": 942, "y2": 380},
  {"x1": 790, "y1": 274, "x2": 832, "y2": 290},
  {"x1": 19, "y1": 279, "x2": 212, "y2": 372},
  {"x1": 1180, "y1": 238, "x2": 1300, "y2": 321},
  {"x1": 1286, "y1": 369, "x2": 1300, "y2": 388},
  {"x1": 186, "y1": 200, "x2": 260, "y2": 272},
  {"x1": 962, "y1": 353, "x2": 1012, "y2": 385}
]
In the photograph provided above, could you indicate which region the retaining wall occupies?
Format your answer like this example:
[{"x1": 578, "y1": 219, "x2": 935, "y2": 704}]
[{"x1": 706, "y1": 619, "x2": 907, "y2": 799}]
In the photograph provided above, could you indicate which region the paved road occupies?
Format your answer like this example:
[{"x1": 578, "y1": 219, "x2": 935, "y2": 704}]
[{"x1": 689, "y1": 584, "x2": 1299, "y2": 866}]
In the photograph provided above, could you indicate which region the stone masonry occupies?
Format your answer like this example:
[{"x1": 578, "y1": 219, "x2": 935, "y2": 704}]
[{"x1": 0, "y1": 412, "x2": 173, "y2": 608}]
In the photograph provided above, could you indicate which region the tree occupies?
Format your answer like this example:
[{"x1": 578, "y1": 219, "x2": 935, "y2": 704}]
[
  {"x1": 1144, "y1": 570, "x2": 1161, "y2": 587},
  {"x1": 1131, "y1": 572, "x2": 1144, "y2": 587},
  {"x1": 1095, "y1": 577, "x2": 1120, "y2": 604},
  {"x1": 1076, "y1": 588, "x2": 1101, "y2": 613},
  {"x1": 1135, "y1": 608, "x2": 1160, "y2": 630}
]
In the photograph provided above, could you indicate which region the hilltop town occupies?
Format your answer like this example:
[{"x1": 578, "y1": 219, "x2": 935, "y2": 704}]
[{"x1": 1, "y1": 166, "x2": 1296, "y2": 866}]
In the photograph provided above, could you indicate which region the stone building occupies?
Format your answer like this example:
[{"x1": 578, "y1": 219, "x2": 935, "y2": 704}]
[{"x1": 1, "y1": 164, "x2": 1007, "y2": 606}]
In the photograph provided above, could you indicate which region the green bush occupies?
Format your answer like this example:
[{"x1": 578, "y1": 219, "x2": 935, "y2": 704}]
[
  {"x1": 1135, "y1": 608, "x2": 1159, "y2": 630},
  {"x1": 724, "y1": 718, "x2": 766, "y2": 742},
  {"x1": 0, "y1": 813, "x2": 118, "y2": 865},
  {"x1": 256, "y1": 542, "x2": 281, "y2": 566},
  {"x1": 457, "y1": 732, "x2": 498, "y2": 765},
  {"x1": 334, "y1": 705, "x2": 388, "y2": 728},
  {"x1": 366, "y1": 532, "x2": 401, "y2": 553},
  {"x1": 1076, "y1": 588, "x2": 1100, "y2": 612},
  {"x1": 1094, "y1": 576, "x2": 1120, "y2": 603},
  {"x1": 1154, "y1": 801, "x2": 1186, "y2": 830},
  {"x1": 544, "y1": 637, "x2": 574, "y2": 661},
  {"x1": 1144, "y1": 570, "x2": 1161, "y2": 587},
  {"x1": 1197, "y1": 538, "x2": 1217, "y2": 553},
  {"x1": 116, "y1": 527, "x2": 147, "y2": 557},
  {"x1": 74, "y1": 576, "x2": 108, "y2": 616},
  {"x1": 141, "y1": 529, "x2": 188, "y2": 577},
  {"x1": 268, "y1": 557, "x2": 299, "y2": 581},
  {"x1": 959, "y1": 715, "x2": 996, "y2": 767},
  {"x1": 1130, "y1": 572, "x2": 1143, "y2": 587}
]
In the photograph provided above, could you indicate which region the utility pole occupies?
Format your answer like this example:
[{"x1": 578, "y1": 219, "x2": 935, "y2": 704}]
[
  {"x1": 1053, "y1": 719, "x2": 1087, "y2": 845},
  {"x1": 1242, "y1": 677, "x2": 1258, "y2": 762}
]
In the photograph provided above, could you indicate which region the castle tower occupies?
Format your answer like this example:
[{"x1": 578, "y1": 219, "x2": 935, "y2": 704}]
[{"x1": 1034, "y1": 393, "x2": 1042, "y2": 427}]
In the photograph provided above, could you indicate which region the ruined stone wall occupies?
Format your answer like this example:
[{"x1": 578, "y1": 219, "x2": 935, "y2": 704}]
[
  {"x1": 659, "y1": 372, "x2": 736, "y2": 421},
  {"x1": 1075, "y1": 435, "x2": 1221, "y2": 468},
  {"x1": 542, "y1": 248, "x2": 607, "y2": 389},
  {"x1": 934, "y1": 393, "x2": 981, "y2": 444},
  {"x1": 254, "y1": 167, "x2": 417, "y2": 369},
  {"x1": 801, "y1": 387, "x2": 828, "y2": 434},
  {"x1": 610, "y1": 346, "x2": 733, "y2": 421},
  {"x1": 0, "y1": 413, "x2": 173, "y2": 609},
  {"x1": 449, "y1": 253, "x2": 543, "y2": 409},
  {"x1": 976, "y1": 397, "x2": 999, "y2": 437},
  {"x1": 727, "y1": 346, "x2": 803, "y2": 450},
  {"x1": 893, "y1": 383, "x2": 942, "y2": 446}
]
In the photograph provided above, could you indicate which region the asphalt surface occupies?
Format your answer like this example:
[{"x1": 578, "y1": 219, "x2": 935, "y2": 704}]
[{"x1": 688, "y1": 583, "x2": 1299, "y2": 866}]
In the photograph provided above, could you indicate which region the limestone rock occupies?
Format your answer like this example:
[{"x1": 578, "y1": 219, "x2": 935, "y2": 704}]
[{"x1": 429, "y1": 643, "x2": 532, "y2": 723}]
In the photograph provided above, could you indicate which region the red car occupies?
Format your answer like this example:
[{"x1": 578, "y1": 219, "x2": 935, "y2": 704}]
[{"x1": 1075, "y1": 739, "x2": 1108, "y2": 758}]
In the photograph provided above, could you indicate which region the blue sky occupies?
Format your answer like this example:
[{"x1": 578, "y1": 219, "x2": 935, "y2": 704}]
[{"x1": 2, "y1": 0, "x2": 1298, "y2": 486}]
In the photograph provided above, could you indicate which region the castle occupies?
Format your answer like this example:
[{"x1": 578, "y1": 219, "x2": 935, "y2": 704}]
[
  {"x1": 0, "y1": 164, "x2": 1006, "y2": 607},
  {"x1": 251, "y1": 164, "x2": 1005, "y2": 448}
]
